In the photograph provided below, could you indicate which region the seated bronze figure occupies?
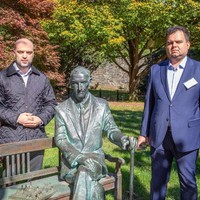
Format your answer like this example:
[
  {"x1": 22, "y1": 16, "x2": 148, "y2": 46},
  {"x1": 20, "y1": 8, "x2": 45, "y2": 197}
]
[{"x1": 54, "y1": 66, "x2": 134, "y2": 200}]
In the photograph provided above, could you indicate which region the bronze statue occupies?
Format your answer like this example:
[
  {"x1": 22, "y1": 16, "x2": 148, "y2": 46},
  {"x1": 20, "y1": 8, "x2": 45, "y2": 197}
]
[{"x1": 54, "y1": 66, "x2": 134, "y2": 199}]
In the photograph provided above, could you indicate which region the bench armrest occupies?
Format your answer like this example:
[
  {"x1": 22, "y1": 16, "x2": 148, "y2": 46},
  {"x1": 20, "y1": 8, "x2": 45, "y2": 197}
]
[{"x1": 105, "y1": 153, "x2": 125, "y2": 174}]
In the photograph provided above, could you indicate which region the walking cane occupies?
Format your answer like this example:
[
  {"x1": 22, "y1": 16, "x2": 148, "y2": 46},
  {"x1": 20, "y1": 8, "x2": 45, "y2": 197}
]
[{"x1": 129, "y1": 137, "x2": 137, "y2": 200}]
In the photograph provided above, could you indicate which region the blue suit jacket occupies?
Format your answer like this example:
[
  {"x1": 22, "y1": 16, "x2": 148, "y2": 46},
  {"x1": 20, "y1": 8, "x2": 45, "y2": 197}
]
[{"x1": 141, "y1": 57, "x2": 200, "y2": 152}]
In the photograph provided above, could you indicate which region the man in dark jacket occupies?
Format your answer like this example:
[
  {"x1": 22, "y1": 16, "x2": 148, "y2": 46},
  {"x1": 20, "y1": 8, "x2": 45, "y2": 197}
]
[{"x1": 0, "y1": 38, "x2": 57, "y2": 171}]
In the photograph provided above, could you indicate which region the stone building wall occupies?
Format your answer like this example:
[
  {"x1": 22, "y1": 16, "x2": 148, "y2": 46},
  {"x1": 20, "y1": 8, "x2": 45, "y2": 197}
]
[{"x1": 90, "y1": 59, "x2": 129, "y2": 91}]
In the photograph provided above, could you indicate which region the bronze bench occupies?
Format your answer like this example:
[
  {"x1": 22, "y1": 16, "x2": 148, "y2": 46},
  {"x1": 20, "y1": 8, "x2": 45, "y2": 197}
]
[{"x1": 0, "y1": 137, "x2": 124, "y2": 200}]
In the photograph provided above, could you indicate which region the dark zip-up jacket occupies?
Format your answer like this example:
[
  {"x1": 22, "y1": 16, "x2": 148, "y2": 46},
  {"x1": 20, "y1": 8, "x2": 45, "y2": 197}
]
[{"x1": 0, "y1": 63, "x2": 57, "y2": 144}]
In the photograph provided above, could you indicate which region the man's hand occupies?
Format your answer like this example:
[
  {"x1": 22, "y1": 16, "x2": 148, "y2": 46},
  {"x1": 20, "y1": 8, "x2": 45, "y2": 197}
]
[
  {"x1": 17, "y1": 113, "x2": 42, "y2": 128},
  {"x1": 137, "y1": 135, "x2": 149, "y2": 150},
  {"x1": 17, "y1": 113, "x2": 32, "y2": 125}
]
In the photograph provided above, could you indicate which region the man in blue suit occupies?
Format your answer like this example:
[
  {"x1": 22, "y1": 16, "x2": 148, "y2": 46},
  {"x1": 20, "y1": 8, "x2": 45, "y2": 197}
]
[{"x1": 138, "y1": 26, "x2": 200, "y2": 200}]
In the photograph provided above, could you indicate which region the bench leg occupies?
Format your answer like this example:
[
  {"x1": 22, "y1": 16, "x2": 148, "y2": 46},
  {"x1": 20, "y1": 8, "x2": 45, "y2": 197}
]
[{"x1": 114, "y1": 173, "x2": 122, "y2": 200}]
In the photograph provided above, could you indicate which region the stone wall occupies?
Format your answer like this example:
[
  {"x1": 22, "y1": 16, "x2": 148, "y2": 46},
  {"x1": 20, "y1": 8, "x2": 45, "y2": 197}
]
[{"x1": 90, "y1": 58, "x2": 129, "y2": 91}]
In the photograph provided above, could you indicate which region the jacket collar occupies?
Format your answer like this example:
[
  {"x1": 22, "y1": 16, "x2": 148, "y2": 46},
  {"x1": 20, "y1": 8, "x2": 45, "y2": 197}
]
[{"x1": 6, "y1": 62, "x2": 40, "y2": 77}]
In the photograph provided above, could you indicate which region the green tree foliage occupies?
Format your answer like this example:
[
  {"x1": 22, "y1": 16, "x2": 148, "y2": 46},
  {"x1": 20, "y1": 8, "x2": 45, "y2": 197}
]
[
  {"x1": 0, "y1": 0, "x2": 62, "y2": 84},
  {"x1": 43, "y1": 0, "x2": 200, "y2": 99},
  {"x1": 42, "y1": 0, "x2": 117, "y2": 85}
]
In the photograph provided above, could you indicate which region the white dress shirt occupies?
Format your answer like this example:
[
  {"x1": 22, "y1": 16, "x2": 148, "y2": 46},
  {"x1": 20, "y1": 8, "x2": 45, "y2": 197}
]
[
  {"x1": 13, "y1": 62, "x2": 31, "y2": 87},
  {"x1": 167, "y1": 56, "x2": 187, "y2": 100}
]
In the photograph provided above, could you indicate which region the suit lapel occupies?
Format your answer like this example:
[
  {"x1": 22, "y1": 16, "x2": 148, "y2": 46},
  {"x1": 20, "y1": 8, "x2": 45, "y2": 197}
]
[
  {"x1": 172, "y1": 58, "x2": 194, "y2": 101},
  {"x1": 160, "y1": 61, "x2": 171, "y2": 101},
  {"x1": 65, "y1": 98, "x2": 84, "y2": 143},
  {"x1": 84, "y1": 95, "x2": 101, "y2": 145}
]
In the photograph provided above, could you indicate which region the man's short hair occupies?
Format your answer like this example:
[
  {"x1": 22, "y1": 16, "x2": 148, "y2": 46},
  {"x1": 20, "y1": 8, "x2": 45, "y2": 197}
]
[
  {"x1": 166, "y1": 26, "x2": 190, "y2": 42},
  {"x1": 14, "y1": 38, "x2": 34, "y2": 50}
]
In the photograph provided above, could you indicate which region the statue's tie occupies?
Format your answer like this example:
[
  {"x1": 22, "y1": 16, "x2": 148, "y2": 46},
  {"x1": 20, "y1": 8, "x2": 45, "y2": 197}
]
[{"x1": 80, "y1": 105, "x2": 85, "y2": 141}]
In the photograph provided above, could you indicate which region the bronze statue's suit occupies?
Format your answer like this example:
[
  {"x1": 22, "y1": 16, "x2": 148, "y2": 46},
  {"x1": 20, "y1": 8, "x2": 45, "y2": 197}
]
[{"x1": 55, "y1": 92, "x2": 124, "y2": 199}]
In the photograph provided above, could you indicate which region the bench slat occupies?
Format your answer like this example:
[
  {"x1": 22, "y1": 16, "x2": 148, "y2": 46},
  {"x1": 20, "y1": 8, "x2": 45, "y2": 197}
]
[
  {"x1": 0, "y1": 167, "x2": 59, "y2": 185},
  {"x1": 0, "y1": 138, "x2": 56, "y2": 156}
]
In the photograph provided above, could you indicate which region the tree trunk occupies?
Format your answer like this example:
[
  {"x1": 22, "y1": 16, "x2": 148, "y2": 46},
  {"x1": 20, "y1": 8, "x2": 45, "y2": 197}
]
[
  {"x1": 128, "y1": 37, "x2": 140, "y2": 100},
  {"x1": 129, "y1": 77, "x2": 141, "y2": 101}
]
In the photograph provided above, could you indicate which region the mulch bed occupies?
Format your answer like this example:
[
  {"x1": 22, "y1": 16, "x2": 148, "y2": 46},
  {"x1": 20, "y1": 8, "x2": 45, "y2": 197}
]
[{"x1": 109, "y1": 101, "x2": 144, "y2": 109}]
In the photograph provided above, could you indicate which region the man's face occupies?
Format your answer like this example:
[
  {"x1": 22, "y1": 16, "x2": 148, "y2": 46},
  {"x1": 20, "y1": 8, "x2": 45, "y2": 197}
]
[
  {"x1": 14, "y1": 41, "x2": 34, "y2": 68},
  {"x1": 166, "y1": 30, "x2": 190, "y2": 64},
  {"x1": 71, "y1": 73, "x2": 90, "y2": 103}
]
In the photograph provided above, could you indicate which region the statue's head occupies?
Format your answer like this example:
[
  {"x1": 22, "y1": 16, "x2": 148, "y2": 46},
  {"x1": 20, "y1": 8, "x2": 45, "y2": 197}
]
[{"x1": 70, "y1": 66, "x2": 92, "y2": 103}]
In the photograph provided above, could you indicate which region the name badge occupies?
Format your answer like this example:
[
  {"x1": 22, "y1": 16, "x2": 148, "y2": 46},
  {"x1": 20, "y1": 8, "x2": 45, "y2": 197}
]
[{"x1": 184, "y1": 78, "x2": 198, "y2": 89}]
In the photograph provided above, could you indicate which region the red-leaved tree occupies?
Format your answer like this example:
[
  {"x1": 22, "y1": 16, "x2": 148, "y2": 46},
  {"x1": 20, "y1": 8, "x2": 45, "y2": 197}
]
[{"x1": 0, "y1": 0, "x2": 64, "y2": 89}]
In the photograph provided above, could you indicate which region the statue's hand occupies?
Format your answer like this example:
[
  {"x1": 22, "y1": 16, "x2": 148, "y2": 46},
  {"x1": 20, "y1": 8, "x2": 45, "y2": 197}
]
[
  {"x1": 128, "y1": 136, "x2": 138, "y2": 151},
  {"x1": 77, "y1": 157, "x2": 102, "y2": 180},
  {"x1": 83, "y1": 158, "x2": 98, "y2": 172},
  {"x1": 121, "y1": 136, "x2": 137, "y2": 151},
  {"x1": 77, "y1": 156, "x2": 88, "y2": 166},
  {"x1": 121, "y1": 136, "x2": 130, "y2": 150},
  {"x1": 77, "y1": 157, "x2": 98, "y2": 171}
]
